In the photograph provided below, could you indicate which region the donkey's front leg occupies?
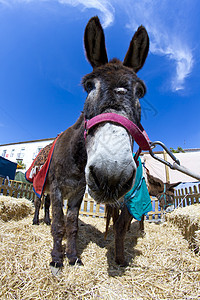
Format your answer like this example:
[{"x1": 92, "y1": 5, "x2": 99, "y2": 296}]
[
  {"x1": 65, "y1": 193, "x2": 84, "y2": 265},
  {"x1": 114, "y1": 205, "x2": 133, "y2": 266},
  {"x1": 50, "y1": 187, "x2": 65, "y2": 271}
]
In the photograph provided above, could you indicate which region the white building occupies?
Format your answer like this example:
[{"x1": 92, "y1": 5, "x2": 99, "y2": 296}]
[{"x1": 0, "y1": 138, "x2": 55, "y2": 171}]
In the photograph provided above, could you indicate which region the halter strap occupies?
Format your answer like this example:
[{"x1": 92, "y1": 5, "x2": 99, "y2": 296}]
[{"x1": 84, "y1": 112, "x2": 151, "y2": 151}]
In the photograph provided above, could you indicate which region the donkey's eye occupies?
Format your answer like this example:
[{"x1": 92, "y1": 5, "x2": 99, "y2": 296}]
[
  {"x1": 135, "y1": 82, "x2": 146, "y2": 99},
  {"x1": 85, "y1": 80, "x2": 95, "y2": 93}
]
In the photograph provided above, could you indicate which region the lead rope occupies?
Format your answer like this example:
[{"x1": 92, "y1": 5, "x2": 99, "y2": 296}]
[
  {"x1": 149, "y1": 141, "x2": 200, "y2": 181},
  {"x1": 176, "y1": 192, "x2": 190, "y2": 208}
]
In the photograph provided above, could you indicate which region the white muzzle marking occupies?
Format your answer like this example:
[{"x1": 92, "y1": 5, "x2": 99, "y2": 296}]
[{"x1": 85, "y1": 122, "x2": 136, "y2": 202}]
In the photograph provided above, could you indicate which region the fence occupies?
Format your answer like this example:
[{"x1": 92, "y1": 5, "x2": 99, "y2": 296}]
[
  {"x1": 79, "y1": 193, "x2": 161, "y2": 219},
  {"x1": 146, "y1": 197, "x2": 161, "y2": 220},
  {"x1": 0, "y1": 177, "x2": 36, "y2": 201},
  {"x1": 3, "y1": 178, "x2": 199, "y2": 220},
  {"x1": 174, "y1": 184, "x2": 200, "y2": 208},
  {"x1": 80, "y1": 184, "x2": 200, "y2": 219},
  {"x1": 0, "y1": 178, "x2": 161, "y2": 219},
  {"x1": 79, "y1": 193, "x2": 105, "y2": 218}
]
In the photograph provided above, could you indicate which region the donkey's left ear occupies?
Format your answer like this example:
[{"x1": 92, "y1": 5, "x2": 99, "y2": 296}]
[
  {"x1": 123, "y1": 26, "x2": 149, "y2": 73},
  {"x1": 84, "y1": 16, "x2": 108, "y2": 69}
]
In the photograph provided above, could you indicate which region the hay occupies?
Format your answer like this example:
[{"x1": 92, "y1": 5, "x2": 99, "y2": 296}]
[
  {"x1": 0, "y1": 196, "x2": 33, "y2": 222},
  {"x1": 195, "y1": 230, "x2": 200, "y2": 249},
  {"x1": 0, "y1": 206, "x2": 199, "y2": 300},
  {"x1": 167, "y1": 204, "x2": 200, "y2": 251}
]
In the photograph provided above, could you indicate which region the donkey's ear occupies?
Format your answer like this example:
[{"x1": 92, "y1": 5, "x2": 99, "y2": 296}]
[
  {"x1": 84, "y1": 16, "x2": 108, "y2": 68},
  {"x1": 123, "y1": 26, "x2": 149, "y2": 73}
]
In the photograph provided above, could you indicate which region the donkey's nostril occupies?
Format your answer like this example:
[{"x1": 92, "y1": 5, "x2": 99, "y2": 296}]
[{"x1": 89, "y1": 165, "x2": 101, "y2": 188}]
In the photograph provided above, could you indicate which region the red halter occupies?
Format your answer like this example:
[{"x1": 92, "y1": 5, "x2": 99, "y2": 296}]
[{"x1": 84, "y1": 112, "x2": 151, "y2": 164}]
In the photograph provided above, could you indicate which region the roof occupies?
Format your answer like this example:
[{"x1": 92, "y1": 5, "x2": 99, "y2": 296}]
[
  {"x1": 0, "y1": 137, "x2": 55, "y2": 147},
  {"x1": 141, "y1": 148, "x2": 200, "y2": 155}
]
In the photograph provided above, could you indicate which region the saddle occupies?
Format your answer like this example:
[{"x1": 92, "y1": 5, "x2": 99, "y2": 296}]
[
  {"x1": 32, "y1": 142, "x2": 54, "y2": 169},
  {"x1": 25, "y1": 137, "x2": 59, "y2": 198}
]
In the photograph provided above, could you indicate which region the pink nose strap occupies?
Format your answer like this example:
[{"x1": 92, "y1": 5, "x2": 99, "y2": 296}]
[{"x1": 84, "y1": 112, "x2": 151, "y2": 151}]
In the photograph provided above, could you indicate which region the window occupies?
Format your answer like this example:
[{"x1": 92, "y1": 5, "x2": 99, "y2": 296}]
[
  {"x1": 37, "y1": 147, "x2": 43, "y2": 154},
  {"x1": 17, "y1": 148, "x2": 25, "y2": 160},
  {"x1": 33, "y1": 147, "x2": 43, "y2": 160},
  {"x1": 10, "y1": 149, "x2": 15, "y2": 158},
  {"x1": 1, "y1": 150, "x2": 6, "y2": 158}
]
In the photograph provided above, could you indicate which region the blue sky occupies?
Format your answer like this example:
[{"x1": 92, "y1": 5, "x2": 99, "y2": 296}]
[{"x1": 0, "y1": 0, "x2": 199, "y2": 151}]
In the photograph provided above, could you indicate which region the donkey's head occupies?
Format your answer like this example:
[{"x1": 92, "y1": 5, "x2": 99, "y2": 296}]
[{"x1": 83, "y1": 16, "x2": 149, "y2": 204}]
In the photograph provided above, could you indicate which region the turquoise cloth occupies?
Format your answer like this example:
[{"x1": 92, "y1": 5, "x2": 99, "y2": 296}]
[{"x1": 124, "y1": 155, "x2": 152, "y2": 221}]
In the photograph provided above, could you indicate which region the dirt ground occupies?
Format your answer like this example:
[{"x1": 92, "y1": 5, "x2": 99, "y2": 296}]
[{"x1": 0, "y1": 202, "x2": 199, "y2": 299}]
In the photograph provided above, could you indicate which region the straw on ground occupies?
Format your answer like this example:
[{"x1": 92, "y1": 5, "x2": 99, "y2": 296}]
[{"x1": 0, "y1": 196, "x2": 199, "y2": 299}]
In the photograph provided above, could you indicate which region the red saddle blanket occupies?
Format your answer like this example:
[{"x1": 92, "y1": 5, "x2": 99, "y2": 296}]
[{"x1": 25, "y1": 136, "x2": 58, "y2": 198}]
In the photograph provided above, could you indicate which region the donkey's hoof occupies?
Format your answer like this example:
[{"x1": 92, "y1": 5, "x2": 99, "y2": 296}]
[
  {"x1": 69, "y1": 258, "x2": 83, "y2": 266},
  {"x1": 115, "y1": 258, "x2": 128, "y2": 267},
  {"x1": 139, "y1": 230, "x2": 146, "y2": 237},
  {"x1": 120, "y1": 261, "x2": 128, "y2": 267},
  {"x1": 32, "y1": 220, "x2": 39, "y2": 225},
  {"x1": 50, "y1": 262, "x2": 63, "y2": 276},
  {"x1": 44, "y1": 219, "x2": 51, "y2": 225}
]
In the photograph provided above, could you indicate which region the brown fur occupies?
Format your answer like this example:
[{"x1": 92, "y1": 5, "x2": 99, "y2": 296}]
[
  {"x1": 32, "y1": 194, "x2": 51, "y2": 225},
  {"x1": 33, "y1": 16, "x2": 150, "y2": 269}
]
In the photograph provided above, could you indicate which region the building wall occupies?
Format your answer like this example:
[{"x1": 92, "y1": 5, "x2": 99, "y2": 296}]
[{"x1": 0, "y1": 139, "x2": 54, "y2": 171}]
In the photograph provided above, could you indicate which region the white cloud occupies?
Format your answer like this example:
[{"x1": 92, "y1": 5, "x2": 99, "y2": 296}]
[
  {"x1": 0, "y1": 0, "x2": 195, "y2": 91},
  {"x1": 58, "y1": 0, "x2": 114, "y2": 28},
  {"x1": 0, "y1": 0, "x2": 114, "y2": 28},
  {"x1": 171, "y1": 48, "x2": 193, "y2": 91},
  {"x1": 124, "y1": 0, "x2": 194, "y2": 91}
]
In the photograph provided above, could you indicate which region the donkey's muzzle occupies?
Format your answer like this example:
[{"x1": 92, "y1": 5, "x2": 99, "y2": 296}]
[
  {"x1": 86, "y1": 162, "x2": 136, "y2": 204},
  {"x1": 85, "y1": 121, "x2": 137, "y2": 203}
]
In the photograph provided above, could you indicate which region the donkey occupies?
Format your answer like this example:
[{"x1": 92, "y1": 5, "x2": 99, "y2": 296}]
[{"x1": 43, "y1": 16, "x2": 149, "y2": 272}]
